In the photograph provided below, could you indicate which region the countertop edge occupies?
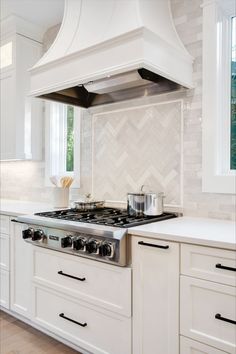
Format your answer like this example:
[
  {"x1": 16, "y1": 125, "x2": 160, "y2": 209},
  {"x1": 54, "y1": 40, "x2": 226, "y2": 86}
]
[{"x1": 128, "y1": 230, "x2": 236, "y2": 251}]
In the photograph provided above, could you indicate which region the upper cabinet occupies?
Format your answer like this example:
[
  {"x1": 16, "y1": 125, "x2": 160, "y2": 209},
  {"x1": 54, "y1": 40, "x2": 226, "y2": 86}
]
[{"x1": 0, "y1": 16, "x2": 44, "y2": 160}]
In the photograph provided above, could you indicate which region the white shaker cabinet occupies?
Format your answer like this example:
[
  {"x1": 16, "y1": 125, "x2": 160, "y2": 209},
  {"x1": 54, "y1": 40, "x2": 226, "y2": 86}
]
[
  {"x1": 180, "y1": 336, "x2": 228, "y2": 354},
  {"x1": 132, "y1": 236, "x2": 179, "y2": 354},
  {"x1": 0, "y1": 17, "x2": 43, "y2": 160},
  {"x1": 10, "y1": 220, "x2": 32, "y2": 319},
  {"x1": 0, "y1": 214, "x2": 10, "y2": 309}
]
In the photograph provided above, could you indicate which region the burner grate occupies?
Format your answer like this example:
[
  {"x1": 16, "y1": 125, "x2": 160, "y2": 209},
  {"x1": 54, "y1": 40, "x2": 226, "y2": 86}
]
[{"x1": 35, "y1": 208, "x2": 177, "y2": 228}]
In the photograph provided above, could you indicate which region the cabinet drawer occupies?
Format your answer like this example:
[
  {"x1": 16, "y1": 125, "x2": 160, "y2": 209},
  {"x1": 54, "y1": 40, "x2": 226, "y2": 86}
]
[
  {"x1": 0, "y1": 233, "x2": 10, "y2": 270},
  {"x1": 0, "y1": 269, "x2": 9, "y2": 309},
  {"x1": 0, "y1": 215, "x2": 10, "y2": 234},
  {"x1": 180, "y1": 336, "x2": 228, "y2": 354},
  {"x1": 180, "y1": 276, "x2": 236, "y2": 353},
  {"x1": 33, "y1": 247, "x2": 131, "y2": 316},
  {"x1": 33, "y1": 285, "x2": 131, "y2": 354},
  {"x1": 181, "y1": 244, "x2": 236, "y2": 286}
]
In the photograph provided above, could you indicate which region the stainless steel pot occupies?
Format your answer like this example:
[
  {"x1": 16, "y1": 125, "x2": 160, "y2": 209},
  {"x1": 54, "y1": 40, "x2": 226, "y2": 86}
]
[
  {"x1": 144, "y1": 192, "x2": 164, "y2": 216},
  {"x1": 127, "y1": 193, "x2": 145, "y2": 216},
  {"x1": 72, "y1": 200, "x2": 104, "y2": 210}
]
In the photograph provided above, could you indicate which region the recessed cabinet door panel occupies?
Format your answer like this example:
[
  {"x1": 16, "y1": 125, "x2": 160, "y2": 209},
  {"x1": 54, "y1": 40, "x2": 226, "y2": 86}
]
[
  {"x1": 0, "y1": 72, "x2": 16, "y2": 160},
  {"x1": 10, "y1": 222, "x2": 32, "y2": 318},
  {"x1": 132, "y1": 236, "x2": 179, "y2": 354},
  {"x1": 0, "y1": 215, "x2": 10, "y2": 234},
  {"x1": 181, "y1": 244, "x2": 236, "y2": 286},
  {"x1": 0, "y1": 233, "x2": 10, "y2": 270},
  {"x1": 180, "y1": 336, "x2": 228, "y2": 354},
  {"x1": 180, "y1": 276, "x2": 236, "y2": 354},
  {"x1": 0, "y1": 268, "x2": 10, "y2": 309},
  {"x1": 33, "y1": 285, "x2": 131, "y2": 354},
  {"x1": 33, "y1": 246, "x2": 131, "y2": 316}
]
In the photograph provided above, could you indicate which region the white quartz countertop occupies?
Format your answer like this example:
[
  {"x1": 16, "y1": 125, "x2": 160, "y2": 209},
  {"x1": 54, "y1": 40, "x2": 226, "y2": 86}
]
[
  {"x1": 129, "y1": 216, "x2": 236, "y2": 250},
  {"x1": 0, "y1": 199, "x2": 55, "y2": 217}
]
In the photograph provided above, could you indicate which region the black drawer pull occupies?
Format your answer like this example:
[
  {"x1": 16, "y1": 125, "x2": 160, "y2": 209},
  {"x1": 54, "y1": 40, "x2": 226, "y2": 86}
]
[
  {"x1": 215, "y1": 313, "x2": 236, "y2": 325},
  {"x1": 59, "y1": 313, "x2": 87, "y2": 327},
  {"x1": 58, "y1": 271, "x2": 86, "y2": 282},
  {"x1": 215, "y1": 263, "x2": 236, "y2": 272},
  {"x1": 138, "y1": 241, "x2": 169, "y2": 249},
  {"x1": 11, "y1": 219, "x2": 26, "y2": 224}
]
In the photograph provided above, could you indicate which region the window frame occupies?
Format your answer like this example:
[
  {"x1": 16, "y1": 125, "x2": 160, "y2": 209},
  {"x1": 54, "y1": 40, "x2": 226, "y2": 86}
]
[
  {"x1": 202, "y1": 0, "x2": 236, "y2": 194},
  {"x1": 44, "y1": 101, "x2": 81, "y2": 188}
]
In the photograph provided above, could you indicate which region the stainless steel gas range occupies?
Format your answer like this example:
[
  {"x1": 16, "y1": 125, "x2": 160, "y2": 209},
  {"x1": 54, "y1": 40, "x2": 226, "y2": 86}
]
[{"x1": 17, "y1": 207, "x2": 177, "y2": 266}]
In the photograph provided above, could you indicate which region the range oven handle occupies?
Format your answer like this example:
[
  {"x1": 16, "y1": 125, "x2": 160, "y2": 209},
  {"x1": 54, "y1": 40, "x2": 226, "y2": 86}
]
[
  {"x1": 58, "y1": 270, "x2": 86, "y2": 282},
  {"x1": 59, "y1": 313, "x2": 87, "y2": 327}
]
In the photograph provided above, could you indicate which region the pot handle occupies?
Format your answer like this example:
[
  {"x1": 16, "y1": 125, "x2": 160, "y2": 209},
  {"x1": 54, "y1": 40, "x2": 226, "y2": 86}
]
[{"x1": 140, "y1": 184, "x2": 149, "y2": 192}]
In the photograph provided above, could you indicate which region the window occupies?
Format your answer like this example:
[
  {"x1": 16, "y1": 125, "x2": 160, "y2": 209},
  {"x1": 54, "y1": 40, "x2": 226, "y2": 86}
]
[
  {"x1": 202, "y1": 0, "x2": 236, "y2": 194},
  {"x1": 231, "y1": 16, "x2": 236, "y2": 169},
  {"x1": 45, "y1": 102, "x2": 80, "y2": 187},
  {"x1": 0, "y1": 41, "x2": 13, "y2": 69}
]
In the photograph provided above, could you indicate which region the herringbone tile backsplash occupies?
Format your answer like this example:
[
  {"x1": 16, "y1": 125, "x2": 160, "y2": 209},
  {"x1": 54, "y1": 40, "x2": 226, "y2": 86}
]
[{"x1": 92, "y1": 101, "x2": 182, "y2": 205}]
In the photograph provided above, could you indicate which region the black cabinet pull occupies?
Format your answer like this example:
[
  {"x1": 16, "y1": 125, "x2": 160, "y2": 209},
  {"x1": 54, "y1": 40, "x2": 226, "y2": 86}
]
[
  {"x1": 59, "y1": 313, "x2": 87, "y2": 327},
  {"x1": 138, "y1": 241, "x2": 169, "y2": 249},
  {"x1": 11, "y1": 219, "x2": 26, "y2": 224},
  {"x1": 215, "y1": 263, "x2": 236, "y2": 272},
  {"x1": 58, "y1": 270, "x2": 86, "y2": 282},
  {"x1": 215, "y1": 313, "x2": 236, "y2": 325}
]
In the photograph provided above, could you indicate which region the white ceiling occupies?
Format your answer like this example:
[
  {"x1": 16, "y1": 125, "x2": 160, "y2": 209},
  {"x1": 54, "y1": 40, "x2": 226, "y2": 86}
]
[{"x1": 1, "y1": 0, "x2": 65, "y2": 30}]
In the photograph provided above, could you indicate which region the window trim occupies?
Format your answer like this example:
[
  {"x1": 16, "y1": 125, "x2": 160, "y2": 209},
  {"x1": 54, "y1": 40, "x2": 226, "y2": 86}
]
[
  {"x1": 44, "y1": 101, "x2": 80, "y2": 188},
  {"x1": 202, "y1": 0, "x2": 236, "y2": 194}
]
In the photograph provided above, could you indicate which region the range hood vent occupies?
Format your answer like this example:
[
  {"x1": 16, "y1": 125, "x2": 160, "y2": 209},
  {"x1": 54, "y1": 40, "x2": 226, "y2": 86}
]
[
  {"x1": 40, "y1": 68, "x2": 183, "y2": 108},
  {"x1": 30, "y1": 0, "x2": 193, "y2": 108}
]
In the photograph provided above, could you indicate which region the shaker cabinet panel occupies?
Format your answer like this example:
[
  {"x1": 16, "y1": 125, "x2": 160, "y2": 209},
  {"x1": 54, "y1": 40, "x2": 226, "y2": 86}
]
[
  {"x1": 33, "y1": 246, "x2": 131, "y2": 317},
  {"x1": 10, "y1": 221, "x2": 32, "y2": 318},
  {"x1": 181, "y1": 244, "x2": 236, "y2": 287},
  {"x1": 33, "y1": 285, "x2": 131, "y2": 354},
  {"x1": 0, "y1": 214, "x2": 10, "y2": 235},
  {"x1": 132, "y1": 236, "x2": 179, "y2": 354},
  {"x1": 0, "y1": 233, "x2": 10, "y2": 270},
  {"x1": 0, "y1": 33, "x2": 43, "y2": 161},
  {"x1": 0, "y1": 268, "x2": 10, "y2": 309},
  {"x1": 180, "y1": 336, "x2": 228, "y2": 354},
  {"x1": 180, "y1": 275, "x2": 236, "y2": 354},
  {"x1": 0, "y1": 72, "x2": 16, "y2": 160}
]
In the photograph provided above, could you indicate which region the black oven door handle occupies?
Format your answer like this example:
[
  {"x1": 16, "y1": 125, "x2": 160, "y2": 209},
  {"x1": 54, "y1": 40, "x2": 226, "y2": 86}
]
[
  {"x1": 59, "y1": 313, "x2": 87, "y2": 327},
  {"x1": 58, "y1": 270, "x2": 86, "y2": 282}
]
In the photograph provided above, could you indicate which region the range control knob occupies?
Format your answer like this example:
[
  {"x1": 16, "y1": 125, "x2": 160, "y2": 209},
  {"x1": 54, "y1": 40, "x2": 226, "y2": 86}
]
[
  {"x1": 61, "y1": 236, "x2": 73, "y2": 248},
  {"x1": 32, "y1": 229, "x2": 44, "y2": 241},
  {"x1": 100, "y1": 242, "x2": 114, "y2": 258},
  {"x1": 22, "y1": 228, "x2": 34, "y2": 239},
  {"x1": 73, "y1": 237, "x2": 87, "y2": 251},
  {"x1": 86, "y1": 239, "x2": 100, "y2": 254}
]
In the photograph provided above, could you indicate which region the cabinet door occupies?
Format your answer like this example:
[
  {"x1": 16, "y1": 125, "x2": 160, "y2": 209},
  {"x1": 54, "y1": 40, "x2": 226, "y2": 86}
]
[
  {"x1": 180, "y1": 336, "x2": 228, "y2": 354},
  {"x1": 180, "y1": 276, "x2": 236, "y2": 354},
  {"x1": 0, "y1": 233, "x2": 10, "y2": 270},
  {"x1": 0, "y1": 71, "x2": 16, "y2": 160},
  {"x1": 0, "y1": 268, "x2": 10, "y2": 309},
  {"x1": 132, "y1": 236, "x2": 179, "y2": 354},
  {"x1": 10, "y1": 221, "x2": 32, "y2": 318}
]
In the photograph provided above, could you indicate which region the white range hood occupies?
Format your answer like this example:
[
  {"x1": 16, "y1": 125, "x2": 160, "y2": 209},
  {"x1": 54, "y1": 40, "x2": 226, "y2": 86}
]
[{"x1": 30, "y1": 0, "x2": 194, "y2": 108}]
